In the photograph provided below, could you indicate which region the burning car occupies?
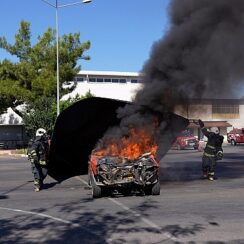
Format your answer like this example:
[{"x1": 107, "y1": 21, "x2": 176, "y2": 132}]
[{"x1": 88, "y1": 152, "x2": 160, "y2": 198}]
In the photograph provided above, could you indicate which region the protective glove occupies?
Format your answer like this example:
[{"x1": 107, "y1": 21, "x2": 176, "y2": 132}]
[
  {"x1": 198, "y1": 119, "x2": 204, "y2": 128},
  {"x1": 216, "y1": 150, "x2": 223, "y2": 160}
]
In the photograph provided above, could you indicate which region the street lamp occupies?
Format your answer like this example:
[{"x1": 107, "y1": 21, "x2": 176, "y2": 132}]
[{"x1": 41, "y1": 0, "x2": 92, "y2": 117}]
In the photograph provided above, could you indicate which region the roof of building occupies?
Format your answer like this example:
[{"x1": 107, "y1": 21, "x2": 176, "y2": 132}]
[
  {"x1": 0, "y1": 108, "x2": 23, "y2": 125},
  {"x1": 78, "y1": 70, "x2": 142, "y2": 77},
  {"x1": 188, "y1": 121, "x2": 232, "y2": 128}
]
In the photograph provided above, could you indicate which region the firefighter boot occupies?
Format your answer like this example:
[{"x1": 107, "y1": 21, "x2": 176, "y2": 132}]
[
  {"x1": 208, "y1": 172, "x2": 215, "y2": 181},
  {"x1": 201, "y1": 171, "x2": 208, "y2": 180},
  {"x1": 34, "y1": 187, "x2": 40, "y2": 192},
  {"x1": 34, "y1": 180, "x2": 41, "y2": 192}
]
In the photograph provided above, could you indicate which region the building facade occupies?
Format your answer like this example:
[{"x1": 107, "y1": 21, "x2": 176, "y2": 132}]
[
  {"x1": 63, "y1": 71, "x2": 244, "y2": 141},
  {"x1": 174, "y1": 99, "x2": 244, "y2": 141},
  {"x1": 61, "y1": 70, "x2": 143, "y2": 101},
  {"x1": 1, "y1": 70, "x2": 243, "y2": 147},
  {"x1": 0, "y1": 108, "x2": 27, "y2": 149}
]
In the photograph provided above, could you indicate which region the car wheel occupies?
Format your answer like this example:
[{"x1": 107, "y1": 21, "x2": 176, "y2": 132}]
[
  {"x1": 92, "y1": 184, "x2": 102, "y2": 198},
  {"x1": 151, "y1": 181, "x2": 160, "y2": 195},
  {"x1": 90, "y1": 172, "x2": 102, "y2": 198},
  {"x1": 231, "y1": 139, "x2": 236, "y2": 146},
  {"x1": 177, "y1": 144, "x2": 182, "y2": 150}
]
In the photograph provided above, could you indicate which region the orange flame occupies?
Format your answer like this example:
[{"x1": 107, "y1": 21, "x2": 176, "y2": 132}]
[{"x1": 93, "y1": 127, "x2": 158, "y2": 160}]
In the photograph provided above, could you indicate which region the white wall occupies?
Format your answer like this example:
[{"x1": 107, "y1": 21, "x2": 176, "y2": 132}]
[{"x1": 62, "y1": 80, "x2": 143, "y2": 102}]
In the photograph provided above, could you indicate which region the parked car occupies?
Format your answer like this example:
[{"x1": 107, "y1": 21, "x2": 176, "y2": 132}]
[
  {"x1": 227, "y1": 128, "x2": 244, "y2": 145},
  {"x1": 171, "y1": 130, "x2": 199, "y2": 150},
  {"x1": 88, "y1": 152, "x2": 160, "y2": 198}
]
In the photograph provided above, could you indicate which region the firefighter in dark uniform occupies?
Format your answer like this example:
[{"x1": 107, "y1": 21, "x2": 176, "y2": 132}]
[
  {"x1": 198, "y1": 119, "x2": 224, "y2": 181},
  {"x1": 27, "y1": 128, "x2": 49, "y2": 192}
]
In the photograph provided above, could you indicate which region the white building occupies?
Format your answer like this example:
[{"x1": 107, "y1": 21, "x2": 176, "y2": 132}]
[
  {"x1": 62, "y1": 70, "x2": 244, "y2": 140},
  {"x1": 0, "y1": 108, "x2": 26, "y2": 149},
  {"x1": 62, "y1": 70, "x2": 143, "y2": 102}
]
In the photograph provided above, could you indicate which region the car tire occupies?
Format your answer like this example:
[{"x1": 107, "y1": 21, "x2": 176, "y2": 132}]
[
  {"x1": 177, "y1": 144, "x2": 182, "y2": 150},
  {"x1": 92, "y1": 184, "x2": 102, "y2": 198},
  {"x1": 231, "y1": 139, "x2": 236, "y2": 146},
  {"x1": 151, "y1": 181, "x2": 160, "y2": 195},
  {"x1": 90, "y1": 172, "x2": 102, "y2": 198}
]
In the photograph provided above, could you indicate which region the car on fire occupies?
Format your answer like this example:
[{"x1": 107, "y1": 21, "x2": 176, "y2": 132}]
[
  {"x1": 171, "y1": 130, "x2": 199, "y2": 150},
  {"x1": 227, "y1": 128, "x2": 244, "y2": 145},
  {"x1": 88, "y1": 152, "x2": 160, "y2": 198}
]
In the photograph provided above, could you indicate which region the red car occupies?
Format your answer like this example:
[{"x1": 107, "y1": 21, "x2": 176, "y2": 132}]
[
  {"x1": 171, "y1": 130, "x2": 199, "y2": 150},
  {"x1": 227, "y1": 128, "x2": 244, "y2": 145},
  {"x1": 88, "y1": 152, "x2": 160, "y2": 198}
]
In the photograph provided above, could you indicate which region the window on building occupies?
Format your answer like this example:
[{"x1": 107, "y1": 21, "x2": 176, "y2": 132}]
[
  {"x1": 89, "y1": 77, "x2": 96, "y2": 82},
  {"x1": 97, "y1": 78, "x2": 103, "y2": 82},
  {"x1": 104, "y1": 78, "x2": 111, "y2": 82},
  {"x1": 119, "y1": 79, "x2": 126, "y2": 83},
  {"x1": 112, "y1": 79, "x2": 119, "y2": 83},
  {"x1": 76, "y1": 77, "x2": 84, "y2": 82},
  {"x1": 212, "y1": 104, "x2": 240, "y2": 119}
]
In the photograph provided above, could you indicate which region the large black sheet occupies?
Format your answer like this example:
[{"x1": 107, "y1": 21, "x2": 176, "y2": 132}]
[
  {"x1": 48, "y1": 97, "x2": 189, "y2": 182},
  {"x1": 48, "y1": 97, "x2": 128, "y2": 182}
]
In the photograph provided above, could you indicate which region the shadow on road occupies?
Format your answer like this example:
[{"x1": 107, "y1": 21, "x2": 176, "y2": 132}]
[
  {"x1": 160, "y1": 151, "x2": 244, "y2": 182},
  {"x1": 42, "y1": 181, "x2": 59, "y2": 190},
  {"x1": 0, "y1": 198, "x2": 206, "y2": 243},
  {"x1": 1, "y1": 197, "x2": 244, "y2": 243}
]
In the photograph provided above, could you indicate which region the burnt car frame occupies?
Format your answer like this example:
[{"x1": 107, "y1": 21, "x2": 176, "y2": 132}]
[{"x1": 88, "y1": 152, "x2": 160, "y2": 198}]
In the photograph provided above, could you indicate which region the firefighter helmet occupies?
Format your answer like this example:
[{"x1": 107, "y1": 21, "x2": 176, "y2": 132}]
[
  {"x1": 36, "y1": 128, "x2": 47, "y2": 137},
  {"x1": 210, "y1": 127, "x2": 219, "y2": 134}
]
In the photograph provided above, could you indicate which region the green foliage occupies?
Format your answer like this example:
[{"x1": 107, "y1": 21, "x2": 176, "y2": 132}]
[
  {"x1": 0, "y1": 20, "x2": 91, "y2": 114},
  {"x1": 22, "y1": 97, "x2": 56, "y2": 138},
  {"x1": 60, "y1": 90, "x2": 94, "y2": 111},
  {"x1": 22, "y1": 91, "x2": 94, "y2": 138}
]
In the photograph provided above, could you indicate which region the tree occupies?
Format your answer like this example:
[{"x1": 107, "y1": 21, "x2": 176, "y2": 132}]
[
  {"x1": 60, "y1": 90, "x2": 94, "y2": 111},
  {"x1": 22, "y1": 97, "x2": 56, "y2": 138},
  {"x1": 22, "y1": 91, "x2": 94, "y2": 138},
  {"x1": 0, "y1": 20, "x2": 91, "y2": 113}
]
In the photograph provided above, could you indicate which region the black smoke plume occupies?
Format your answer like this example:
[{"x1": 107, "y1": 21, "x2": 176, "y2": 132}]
[
  {"x1": 139, "y1": 0, "x2": 244, "y2": 105},
  {"x1": 100, "y1": 0, "x2": 244, "y2": 159}
]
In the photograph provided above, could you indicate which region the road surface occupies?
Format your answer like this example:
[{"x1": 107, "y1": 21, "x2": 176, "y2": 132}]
[{"x1": 0, "y1": 145, "x2": 243, "y2": 243}]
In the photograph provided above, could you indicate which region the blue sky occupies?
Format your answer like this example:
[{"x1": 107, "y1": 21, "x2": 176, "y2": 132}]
[{"x1": 0, "y1": 0, "x2": 170, "y2": 72}]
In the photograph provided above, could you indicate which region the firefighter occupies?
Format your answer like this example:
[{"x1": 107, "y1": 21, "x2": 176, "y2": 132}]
[
  {"x1": 198, "y1": 120, "x2": 224, "y2": 181},
  {"x1": 27, "y1": 128, "x2": 49, "y2": 192}
]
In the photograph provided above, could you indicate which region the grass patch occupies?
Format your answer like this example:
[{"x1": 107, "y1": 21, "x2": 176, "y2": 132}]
[{"x1": 15, "y1": 148, "x2": 27, "y2": 154}]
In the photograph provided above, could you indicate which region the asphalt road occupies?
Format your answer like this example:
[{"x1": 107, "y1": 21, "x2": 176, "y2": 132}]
[{"x1": 0, "y1": 145, "x2": 244, "y2": 244}]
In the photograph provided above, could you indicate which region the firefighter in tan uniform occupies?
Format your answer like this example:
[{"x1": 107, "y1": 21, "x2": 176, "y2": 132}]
[
  {"x1": 27, "y1": 128, "x2": 49, "y2": 192},
  {"x1": 198, "y1": 120, "x2": 224, "y2": 180}
]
